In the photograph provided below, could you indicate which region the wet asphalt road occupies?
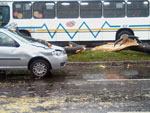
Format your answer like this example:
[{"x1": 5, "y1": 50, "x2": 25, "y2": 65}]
[{"x1": 0, "y1": 63, "x2": 150, "y2": 113}]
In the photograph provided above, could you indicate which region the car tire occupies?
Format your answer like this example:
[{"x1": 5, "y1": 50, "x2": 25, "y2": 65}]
[
  {"x1": 116, "y1": 31, "x2": 133, "y2": 41},
  {"x1": 30, "y1": 59, "x2": 50, "y2": 78}
]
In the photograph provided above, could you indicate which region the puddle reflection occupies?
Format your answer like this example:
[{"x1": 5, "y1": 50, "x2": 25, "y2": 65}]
[
  {"x1": 0, "y1": 65, "x2": 150, "y2": 82},
  {"x1": 81, "y1": 66, "x2": 150, "y2": 80}
]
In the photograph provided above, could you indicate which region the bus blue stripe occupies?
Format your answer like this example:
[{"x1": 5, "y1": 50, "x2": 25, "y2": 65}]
[
  {"x1": 19, "y1": 21, "x2": 120, "y2": 39},
  {"x1": 31, "y1": 30, "x2": 117, "y2": 33},
  {"x1": 129, "y1": 25, "x2": 150, "y2": 27}
]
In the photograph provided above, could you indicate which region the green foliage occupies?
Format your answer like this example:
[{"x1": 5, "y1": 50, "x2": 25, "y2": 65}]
[{"x1": 68, "y1": 50, "x2": 150, "y2": 62}]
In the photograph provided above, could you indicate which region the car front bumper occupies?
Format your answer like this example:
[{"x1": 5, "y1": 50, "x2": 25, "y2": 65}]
[{"x1": 50, "y1": 54, "x2": 68, "y2": 69}]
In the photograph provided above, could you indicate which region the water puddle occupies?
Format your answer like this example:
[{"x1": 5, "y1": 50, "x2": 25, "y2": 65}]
[
  {"x1": 0, "y1": 65, "x2": 150, "y2": 82},
  {"x1": 76, "y1": 66, "x2": 150, "y2": 80}
]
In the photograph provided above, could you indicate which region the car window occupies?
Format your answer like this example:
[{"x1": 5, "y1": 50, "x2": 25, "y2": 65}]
[{"x1": 0, "y1": 32, "x2": 17, "y2": 47}]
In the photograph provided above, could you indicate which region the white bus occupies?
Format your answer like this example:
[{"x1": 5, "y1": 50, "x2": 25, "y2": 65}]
[{"x1": 0, "y1": 0, "x2": 150, "y2": 45}]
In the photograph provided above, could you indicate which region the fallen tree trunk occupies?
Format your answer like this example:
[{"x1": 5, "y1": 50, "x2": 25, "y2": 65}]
[
  {"x1": 130, "y1": 43, "x2": 150, "y2": 53},
  {"x1": 91, "y1": 35, "x2": 150, "y2": 54},
  {"x1": 91, "y1": 36, "x2": 139, "y2": 52},
  {"x1": 64, "y1": 42, "x2": 86, "y2": 54}
]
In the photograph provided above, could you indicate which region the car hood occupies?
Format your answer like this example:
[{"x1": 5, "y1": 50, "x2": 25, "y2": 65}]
[{"x1": 31, "y1": 42, "x2": 64, "y2": 51}]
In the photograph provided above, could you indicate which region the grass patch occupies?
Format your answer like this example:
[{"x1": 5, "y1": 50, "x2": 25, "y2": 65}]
[{"x1": 68, "y1": 50, "x2": 150, "y2": 62}]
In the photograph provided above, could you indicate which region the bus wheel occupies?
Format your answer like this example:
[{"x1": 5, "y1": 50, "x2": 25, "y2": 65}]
[{"x1": 116, "y1": 31, "x2": 133, "y2": 41}]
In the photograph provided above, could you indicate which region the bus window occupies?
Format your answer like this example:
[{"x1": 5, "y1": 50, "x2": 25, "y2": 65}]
[
  {"x1": 57, "y1": 1, "x2": 79, "y2": 18},
  {"x1": 0, "y1": 6, "x2": 10, "y2": 27},
  {"x1": 127, "y1": 1, "x2": 149, "y2": 17},
  {"x1": 13, "y1": 2, "x2": 32, "y2": 19},
  {"x1": 33, "y1": 2, "x2": 55, "y2": 19},
  {"x1": 103, "y1": 1, "x2": 125, "y2": 18},
  {"x1": 80, "y1": 1, "x2": 102, "y2": 18}
]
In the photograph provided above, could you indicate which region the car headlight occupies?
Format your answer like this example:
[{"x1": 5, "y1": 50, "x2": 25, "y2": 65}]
[{"x1": 51, "y1": 50, "x2": 66, "y2": 56}]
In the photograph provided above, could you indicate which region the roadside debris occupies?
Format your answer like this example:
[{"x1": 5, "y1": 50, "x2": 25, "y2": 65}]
[
  {"x1": 64, "y1": 42, "x2": 86, "y2": 54},
  {"x1": 127, "y1": 64, "x2": 130, "y2": 69},
  {"x1": 92, "y1": 35, "x2": 150, "y2": 53},
  {"x1": 91, "y1": 35, "x2": 139, "y2": 52},
  {"x1": 98, "y1": 65, "x2": 106, "y2": 69}
]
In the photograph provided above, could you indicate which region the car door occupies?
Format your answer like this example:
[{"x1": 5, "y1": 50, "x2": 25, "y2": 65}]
[{"x1": 0, "y1": 32, "x2": 23, "y2": 68}]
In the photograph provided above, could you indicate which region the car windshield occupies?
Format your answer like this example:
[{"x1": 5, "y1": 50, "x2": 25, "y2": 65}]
[{"x1": 5, "y1": 30, "x2": 33, "y2": 44}]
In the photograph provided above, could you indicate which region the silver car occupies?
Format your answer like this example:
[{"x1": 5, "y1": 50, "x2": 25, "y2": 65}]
[{"x1": 0, "y1": 29, "x2": 67, "y2": 77}]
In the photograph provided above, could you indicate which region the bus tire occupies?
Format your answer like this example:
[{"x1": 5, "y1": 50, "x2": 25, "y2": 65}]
[{"x1": 116, "y1": 30, "x2": 133, "y2": 41}]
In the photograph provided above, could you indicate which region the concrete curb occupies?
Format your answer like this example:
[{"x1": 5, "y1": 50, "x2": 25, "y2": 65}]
[{"x1": 67, "y1": 60, "x2": 150, "y2": 66}]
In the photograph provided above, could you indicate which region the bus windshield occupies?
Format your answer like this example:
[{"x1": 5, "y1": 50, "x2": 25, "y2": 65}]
[{"x1": 0, "y1": 6, "x2": 10, "y2": 27}]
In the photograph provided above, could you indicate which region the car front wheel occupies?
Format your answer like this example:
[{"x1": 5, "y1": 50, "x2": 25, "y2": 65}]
[{"x1": 30, "y1": 59, "x2": 50, "y2": 78}]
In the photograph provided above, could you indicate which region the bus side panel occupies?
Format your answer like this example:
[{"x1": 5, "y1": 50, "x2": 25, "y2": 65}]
[
  {"x1": 98, "y1": 18, "x2": 118, "y2": 41},
  {"x1": 126, "y1": 18, "x2": 149, "y2": 40},
  {"x1": 30, "y1": 20, "x2": 58, "y2": 41},
  {"x1": 79, "y1": 19, "x2": 103, "y2": 41},
  {"x1": 56, "y1": 19, "x2": 80, "y2": 42}
]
